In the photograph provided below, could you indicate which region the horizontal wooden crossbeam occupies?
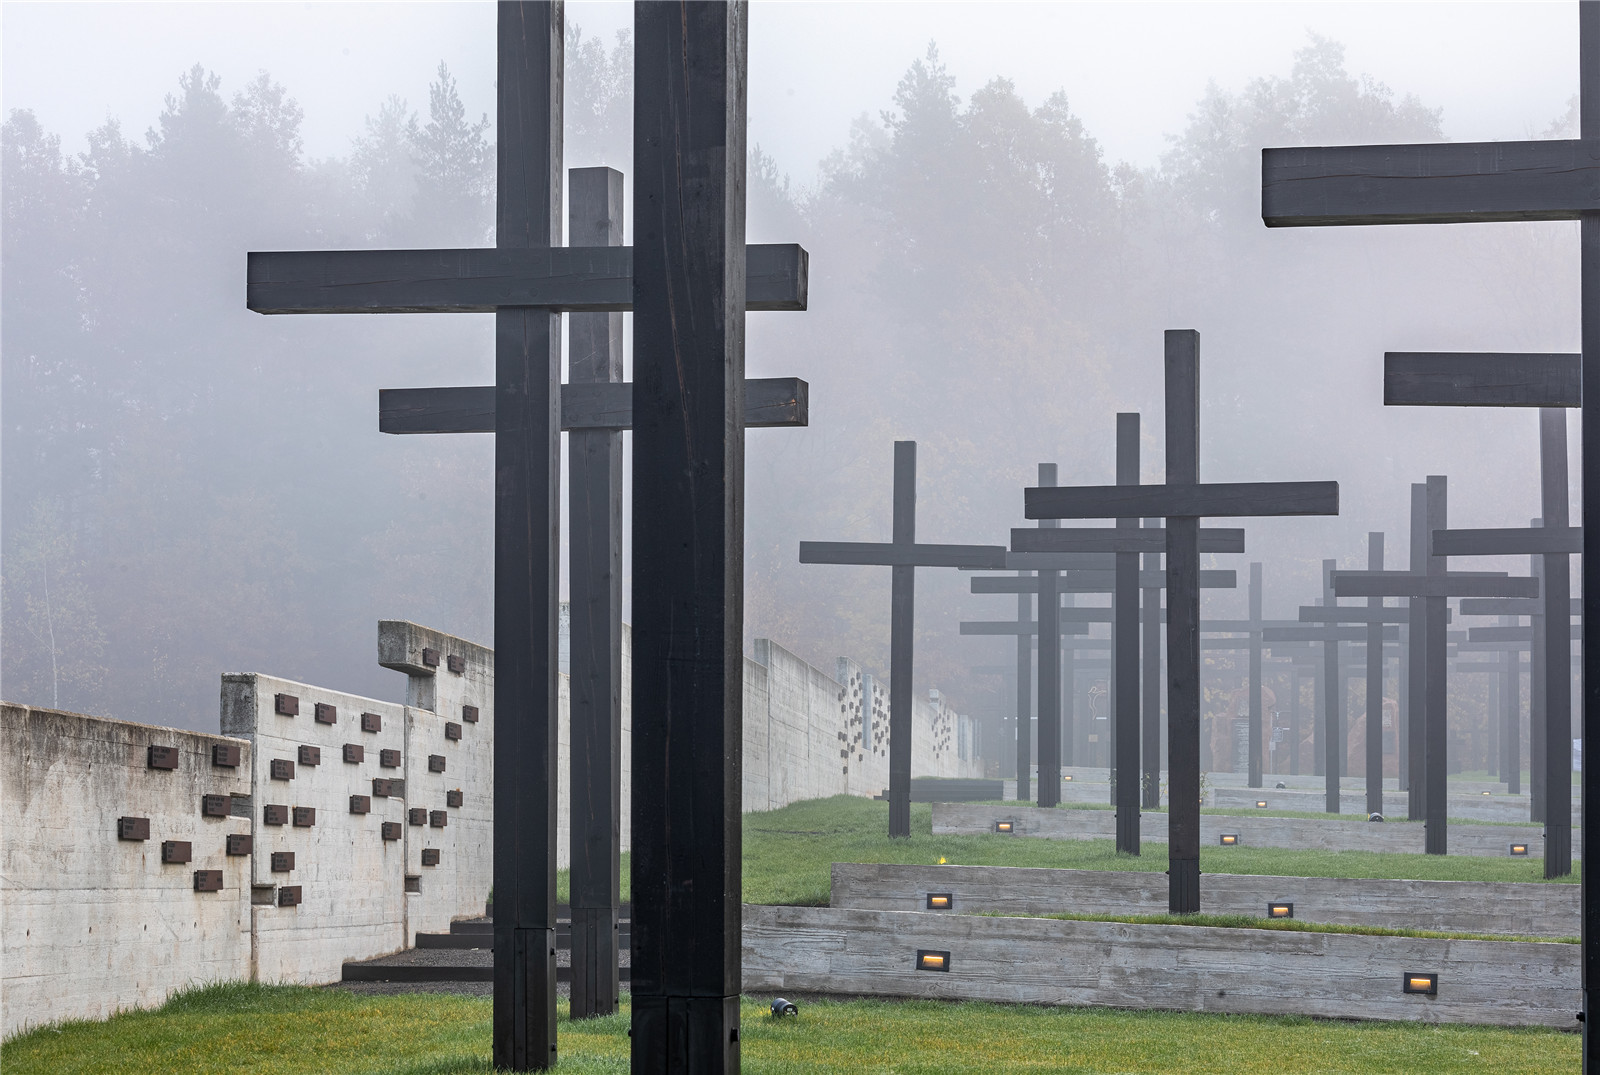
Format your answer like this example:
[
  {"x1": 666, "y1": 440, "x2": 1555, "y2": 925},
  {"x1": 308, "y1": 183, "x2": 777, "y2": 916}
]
[
  {"x1": 1384, "y1": 352, "x2": 1580, "y2": 408},
  {"x1": 1458, "y1": 597, "x2": 1581, "y2": 616},
  {"x1": 1297, "y1": 606, "x2": 1435, "y2": 625},
  {"x1": 1025, "y1": 481, "x2": 1338, "y2": 521},
  {"x1": 971, "y1": 570, "x2": 1234, "y2": 593},
  {"x1": 1263, "y1": 625, "x2": 1400, "y2": 643},
  {"x1": 1432, "y1": 525, "x2": 1582, "y2": 557},
  {"x1": 958, "y1": 621, "x2": 1091, "y2": 637},
  {"x1": 1261, "y1": 140, "x2": 1598, "y2": 226},
  {"x1": 248, "y1": 243, "x2": 808, "y2": 314},
  {"x1": 378, "y1": 377, "x2": 809, "y2": 434},
  {"x1": 1468, "y1": 625, "x2": 1534, "y2": 643},
  {"x1": 800, "y1": 541, "x2": 1006, "y2": 570},
  {"x1": 1331, "y1": 572, "x2": 1538, "y2": 600},
  {"x1": 1010, "y1": 527, "x2": 1244, "y2": 554}
]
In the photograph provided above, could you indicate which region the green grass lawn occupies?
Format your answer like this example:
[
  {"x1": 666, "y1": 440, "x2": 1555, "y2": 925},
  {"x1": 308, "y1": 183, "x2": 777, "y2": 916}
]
[
  {"x1": 1, "y1": 983, "x2": 1577, "y2": 1074},
  {"x1": 736, "y1": 796, "x2": 1578, "y2": 906}
]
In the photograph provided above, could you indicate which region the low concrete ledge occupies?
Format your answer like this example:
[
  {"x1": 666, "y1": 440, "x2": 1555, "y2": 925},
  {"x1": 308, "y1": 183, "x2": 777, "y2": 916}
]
[
  {"x1": 1210, "y1": 785, "x2": 1573, "y2": 825},
  {"x1": 830, "y1": 863, "x2": 1579, "y2": 938},
  {"x1": 741, "y1": 904, "x2": 1579, "y2": 1028},
  {"x1": 933, "y1": 803, "x2": 1560, "y2": 858}
]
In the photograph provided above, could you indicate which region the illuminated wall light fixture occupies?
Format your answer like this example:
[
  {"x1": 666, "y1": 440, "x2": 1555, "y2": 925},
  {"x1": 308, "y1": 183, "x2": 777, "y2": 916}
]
[
  {"x1": 1255, "y1": 800, "x2": 1268, "y2": 809},
  {"x1": 1509, "y1": 843, "x2": 1530, "y2": 857},
  {"x1": 1219, "y1": 833, "x2": 1240, "y2": 846},
  {"x1": 994, "y1": 820, "x2": 1015, "y2": 834},
  {"x1": 1403, "y1": 973, "x2": 1438, "y2": 996},
  {"x1": 916, "y1": 949, "x2": 951, "y2": 972},
  {"x1": 926, "y1": 893, "x2": 953, "y2": 910},
  {"x1": 1267, "y1": 902, "x2": 1294, "y2": 919},
  {"x1": 1064, "y1": 775, "x2": 1073, "y2": 781}
]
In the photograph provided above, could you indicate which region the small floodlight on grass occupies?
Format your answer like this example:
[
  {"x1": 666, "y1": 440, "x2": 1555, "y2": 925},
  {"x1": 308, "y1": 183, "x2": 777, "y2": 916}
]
[
  {"x1": 926, "y1": 893, "x2": 953, "y2": 910},
  {"x1": 1219, "y1": 833, "x2": 1240, "y2": 846},
  {"x1": 770, "y1": 998, "x2": 798, "y2": 1017},
  {"x1": 1403, "y1": 973, "x2": 1438, "y2": 996},
  {"x1": 1255, "y1": 800, "x2": 1268, "y2": 809},
  {"x1": 1509, "y1": 843, "x2": 1530, "y2": 857},
  {"x1": 1267, "y1": 902, "x2": 1294, "y2": 919},
  {"x1": 994, "y1": 820, "x2": 1015, "y2": 834},
  {"x1": 916, "y1": 949, "x2": 951, "y2": 972}
]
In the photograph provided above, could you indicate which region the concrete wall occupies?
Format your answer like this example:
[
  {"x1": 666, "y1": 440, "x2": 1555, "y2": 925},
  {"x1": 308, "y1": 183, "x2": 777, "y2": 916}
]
[
  {"x1": 830, "y1": 863, "x2": 1580, "y2": 938},
  {"x1": 742, "y1": 904, "x2": 1580, "y2": 1028},
  {"x1": 1, "y1": 705, "x2": 253, "y2": 1037},
  {"x1": 933, "y1": 803, "x2": 1563, "y2": 858}
]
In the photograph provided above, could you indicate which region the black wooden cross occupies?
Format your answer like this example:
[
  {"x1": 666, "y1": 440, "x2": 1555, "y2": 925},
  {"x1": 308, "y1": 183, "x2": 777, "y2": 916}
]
[
  {"x1": 373, "y1": 165, "x2": 809, "y2": 1019},
  {"x1": 1261, "y1": 6, "x2": 1598, "y2": 1042},
  {"x1": 800, "y1": 441, "x2": 1005, "y2": 837},
  {"x1": 1026, "y1": 330, "x2": 1338, "y2": 912},
  {"x1": 1290, "y1": 538, "x2": 1401, "y2": 815},
  {"x1": 1427, "y1": 412, "x2": 1576, "y2": 878},
  {"x1": 1456, "y1": 610, "x2": 1529, "y2": 793}
]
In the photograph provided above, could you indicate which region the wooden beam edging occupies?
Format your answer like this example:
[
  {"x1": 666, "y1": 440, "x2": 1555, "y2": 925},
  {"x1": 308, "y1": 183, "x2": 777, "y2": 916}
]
[
  {"x1": 828, "y1": 863, "x2": 1578, "y2": 939},
  {"x1": 741, "y1": 905, "x2": 1578, "y2": 1028},
  {"x1": 929, "y1": 803, "x2": 1568, "y2": 858}
]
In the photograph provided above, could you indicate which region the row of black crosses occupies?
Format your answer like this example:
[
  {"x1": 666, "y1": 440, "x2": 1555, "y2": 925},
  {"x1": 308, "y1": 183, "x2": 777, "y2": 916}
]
[{"x1": 248, "y1": 3, "x2": 783, "y2": 1070}]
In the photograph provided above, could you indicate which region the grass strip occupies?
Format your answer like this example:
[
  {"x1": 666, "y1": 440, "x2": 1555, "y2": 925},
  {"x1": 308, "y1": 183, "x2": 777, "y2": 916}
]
[
  {"x1": 2, "y1": 984, "x2": 1578, "y2": 1074},
  {"x1": 990, "y1": 909, "x2": 1575, "y2": 945}
]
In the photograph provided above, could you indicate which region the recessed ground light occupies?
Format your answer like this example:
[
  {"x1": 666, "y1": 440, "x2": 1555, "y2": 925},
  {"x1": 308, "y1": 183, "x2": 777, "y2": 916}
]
[
  {"x1": 1509, "y1": 843, "x2": 1530, "y2": 856},
  {"x1": 916, "y1": 950, "x2": 950, "y2": 972},
  {"x1": 1267, "y1": 902, "x2": 1294, "y2": 919},
  {"x1": 926, "y1": 893, "x2": 953, "y2": 910},
  {"x1": 1403, "y1": 973, "x2": 1438, "y2": 996},
  {"x1": 1482, "y1": 791, "x2": 1491, "y2": 796},
  {"x1": 1064, "y1": 775, "x2": 1073, "y2": 781},
  {"x1": 1255, "y1": 800, "x2": 1268, "y2": 809},
  {"x1": 1219, "y1": 833, "x2": 1240, "y2": 846},
  {"x1": 994, "y1": 820, "x2": 1015, "y2": 834}
]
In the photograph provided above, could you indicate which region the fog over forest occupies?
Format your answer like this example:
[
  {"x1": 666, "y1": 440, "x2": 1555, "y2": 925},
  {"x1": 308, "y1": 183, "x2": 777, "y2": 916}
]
[{"x1": 2, "y1": 14, "x2": 1583, "y2": 747}]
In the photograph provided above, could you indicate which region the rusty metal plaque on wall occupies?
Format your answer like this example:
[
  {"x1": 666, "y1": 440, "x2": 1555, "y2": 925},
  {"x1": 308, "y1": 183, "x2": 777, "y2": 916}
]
[
  {"x1": 274, "y1": 693, "x2": 299, "y2": 716},
  {"x1": 271, "y1": 851, "x2": 295, "y2": 872},
  {"x1": 428, "y1": 755, "x2": 446, "y2": 773},
  {"x1": 446, "y1": 789, "x2": 463, "y2": 808},
  {"x1": 226, "y1": 833, "x2": 253, "y2": 856},
  {"x1": 462, "y1": 705, "x2": 479, "y2": 723},
  {"x1": 343, "y1": 744, "x2": 364, "y2": 764},
  {"x1": 212, "y1": 742, "x2": 241, "y2": 768},
  {"x1": 277, "y1": 885, "x2": 302, "y2": 907},
  {"x1": 292, "y1": 806, "x2": 315, "y2": 828},
  {"x1": 313, "y1": 702, "x2": 337, "y2": 724},
  {"x1": 161, "y1": 840, "x2": 192, "y2": 864},
  {"x1": 201, "y1": 794, "x2": 230, "y2": 818},
  {"x1": 193, "y1": 870, "x2": 224, "y2": 892},
  {"x1": 270, "y1": 759, "x2": 295, "y2": 781},
  {"x1": 349, "y1": 795, "x2": 371, "y2": 815},
  {"x1": 118, "y1": 816, "x2": 150, "y2": 841},
  {"x1": 147, "y1": 745, "x2": 179, "y2": 770},
  {"x1": 263, "y1": 804, "x2": 289, "y2": 826},
  {"x1": 360, "y1": 712, "x2": 382, "y2": 733},
  {"x1": 421, "y1": 848, "x2": 440, "y2": 867},
  {"x1": 447, "y1": 654, "x2": 466, "y2": 674}
]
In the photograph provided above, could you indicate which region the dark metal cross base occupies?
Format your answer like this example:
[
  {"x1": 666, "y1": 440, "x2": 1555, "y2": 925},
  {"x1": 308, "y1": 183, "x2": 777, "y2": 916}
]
[{"x1": 1168, "y1": 857, "x2": 1200, "y2": 915}]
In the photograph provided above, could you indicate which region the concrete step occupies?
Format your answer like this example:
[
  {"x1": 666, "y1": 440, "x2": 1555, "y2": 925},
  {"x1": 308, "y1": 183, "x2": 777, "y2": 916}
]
[
  {"x1": 341, "y1": 962, "x2": 633, "y2": 984},
  {"x1": 418, "y1": 930, "x2": 631, "y2": 950}
]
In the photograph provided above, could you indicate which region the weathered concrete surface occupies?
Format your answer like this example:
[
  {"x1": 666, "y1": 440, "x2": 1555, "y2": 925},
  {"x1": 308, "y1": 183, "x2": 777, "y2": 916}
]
[
  {"x1": 221, "y1": 674, "x2": 409, "y2": 985},
  {"x1": 933, "y1": 803, "x2": 1566, "y2": 858},
  {"x1": 742, "y1": 904, "x2": 1580, "y2": 1028},
  {"x1": 830, "y1": 863, "x2": 1579, "y2": 938},
  {"x1": 1210, "y1": 785, "x2": 1576, "y2": 824},
  {"x1": 379, "y1": 621, "x2": 493, "y2": 942},
  {"x1": 1, "y1": 705, "x2": 252, "y2": 1037}
]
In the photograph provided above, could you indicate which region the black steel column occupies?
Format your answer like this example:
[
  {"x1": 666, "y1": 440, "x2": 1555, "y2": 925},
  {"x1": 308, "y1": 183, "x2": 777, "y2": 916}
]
[
  {"x1": 492, "y1": 4, "x2": 562, "y2": 1069},
  {"x1": 1406, "y1": 483, "x2": 1427, "y2": 817},
  {"x1": 1322, "y1": 559, "x2": 1341, "y2": 814},
  {"x1": 1114, "y1": 413, "x2": 1141, "y2": 852},
  {"x1": 1583, "y1": 9, "x2": 1600, "y2": 1063},
  {"x1": 630, "y1": 3, "x2": 747, "y2": 1068},
  {"x1": 1289, "y1": 666, "x2": 1302, "y2": 776},
  {"x1": 1504, "y1": 634, "x2": 1522, "y2": 795},
  {"x1": 1398, "y1": 620, "x2": 1410, "y2": 792},
  {"x1": 1248, "y1": 562, "x2": 1263, "y2": 789},
  {"x1": 888, "y1": 442, "x2": 917, "y2": 838},
  {"x1": 567, "y1": 165, "x2": 623, "y2": 1020},
  {"x1": 1164, "y1": 330, "x2": 1201, "y2": 913},
  {"x1": 1015, "y1": 585, "x2": 1033, "y2": 802},
  {"x1": 1542, "y1": 409, "x2": 1575, "y2": 879},
  {"x1": 1141, "y1": 525, "x2": 1162, "y2": 808},
  {"x1": 1424, "y1": 476, "x2": 1448, "y2": 855},
  {"x1": 1533, "y1": 546, "x2": 1549, "y2": 823},
  {"x1": 1365, "y1": 533, "x2": 1385, "y2": 817},
  {"x1": 1037, "y1": 464, "x2": 1062, "y2": 807}
]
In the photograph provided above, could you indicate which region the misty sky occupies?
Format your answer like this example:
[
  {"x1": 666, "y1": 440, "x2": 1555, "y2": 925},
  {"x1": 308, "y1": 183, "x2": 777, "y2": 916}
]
[{"x1": 2, "y1": 2, "x2": 1578, "y2": 189}]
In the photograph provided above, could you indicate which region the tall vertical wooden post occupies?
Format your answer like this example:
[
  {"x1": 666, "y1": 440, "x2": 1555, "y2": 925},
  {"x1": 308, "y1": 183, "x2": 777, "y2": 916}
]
[
  {"x1": 1365, "y1": 533, "x2": 1385, "y2": 816},
  {"x1": 567, "y1": 165, "x2": 623, "y2": 1020},
  {"x1": 1114, "y1": 414, "x2": 1141, "y2": 852},
  {"x1": 1164, "y1": 330, "x2": 1202, "y2": 913},
  {"x1": 1581, "y1": 5, "x2": 1600, "y2": 1053},
  {"x1": 1016, "y1": 585, "x2": 1033, "y2": 802},
  {"x1": 1541, "y1": 410, "x2": 1575, "y2": 877},
  {"x1": 1423, "y1": 476, "x2": 1449, "y2": 855},
  {"x1": 1406, "y1": 483, "x2": 1427, "y2": 817},
  {"x1": 1248, "y1": 562, "x2": 1264, "y2": 788},
  {"x1": 1141, "y1": 525, "x2": 1163, "y2": 807},
  {"x1": 1037, "y1": 464, "x2": 1063, "y2": 806},
  {"x1": 630, "y1": 2, "x2": 747, "y2": 1068},
  {"x1": 493, "y1": 4, "x2": 562, "y2": 1068},
  {"x1": 1504, "y1": 630, "x2": 1522, "y2": 795},
  {"x1": 1533, "y1": 546, "x2": 1549, "y2": 822},
  {"x1": 888, "y1": 442, "x2": 917, "y2": 838},
  {"x1": 1321, "y1": 559, "x2": 1341, "y2": 813}
]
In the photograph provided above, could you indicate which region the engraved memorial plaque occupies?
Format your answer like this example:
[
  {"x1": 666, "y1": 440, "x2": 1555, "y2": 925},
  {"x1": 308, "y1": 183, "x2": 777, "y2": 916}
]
[
  {"x1": 270, "y1": 759, "x2": 295, "y2": 781},
  {"x1": 360, "y1": 712, "x2": 382, "y2": 733},
  {"x1": 461, "y1": 704, "x2": 479, "y2": 724},
  {"x1": 277, "y1": 885, "x2": 302, "y2": 907},
  {"x1": 201, "y1": 794, "x2": 230, "y2": 818},
  {"x1": 147, "y1": 745, "x2": 179, "y2": 770},
  {"x1": 408, "y1": 807, "x2": 427, "y2": 826},
  {"x1": 446, "y1": 654, "x2": 466, "y2": 674},
  {"x1": 421, "y1": 647, "x2": 439, "y2": 668},
  {"x1": 212, "y1": 743, "x2": 241, "y2": 768},
  {"x1": 350, "y1": 794, "x2": 371, "y2": 815},
  {"x1": 118, "y1": 816, "x2": 150, "y2": 841},
  {"x1": 226, "y1": 833, "x2": 253, "y2": 856},
  {"x1": 271, "y1": 851, "x2": 295, "y2": 872},
  {"x1": 446, "y1": 789, "x2": 463, "y2": 808},
  {"x1": 263, "y1": 804, "x2": 289, "y2": 826},
  {"x1": 313, "y1": 702, "x2": 337, "y2": 725},
  {"x1": 421, "y1": 848, "x2": 441, "y2": 867},
  {"x1": 381, "y1": 822, "x2": 403, "y2": 841},
  {"x1": 292, "y1": 806, "x2": 315, "y2": 828},
  {"x1": 430, "y1": 810, "x2": 448, "y2": 828},
  {"x1": 428, "y1": 755, "x2": 446, "y2": 773},
  {"x1": 274, "y1": 693, "x2": 299, "y2": 716},
  {"x1": 193, "y1": 870, "x2": 224, "y2": 892},
  {"x1": 161, "y1": 840, "x2": 192, "y2": 864},
  {"x1": 343, "y1": 744, "x2": 364, "y2": 764},
  {"x1": 445, "y1": 722, "x2": 462, "y2": 741},
  {"x1": 298, "y1": 745, "x2": 321, "y2": 767},
  {"x1": 379, "y1": 749, "x2": 401, "y2": 768}
]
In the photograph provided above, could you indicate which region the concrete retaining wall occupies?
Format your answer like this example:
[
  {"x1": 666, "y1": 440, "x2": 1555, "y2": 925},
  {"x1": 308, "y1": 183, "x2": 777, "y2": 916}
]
[
  {"x1": 1, "y1": 705, "x2": 253, "y2": 1037},
  {"x1": 830, "y1": 862, "x2": 1579, "y2": 938},
  {"x1": 932, "y1": 803, "x2": 1562, "y2": 858},
  {"x1": 742, "y1": 904, "x2": 1580, "y2": 1028}
]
